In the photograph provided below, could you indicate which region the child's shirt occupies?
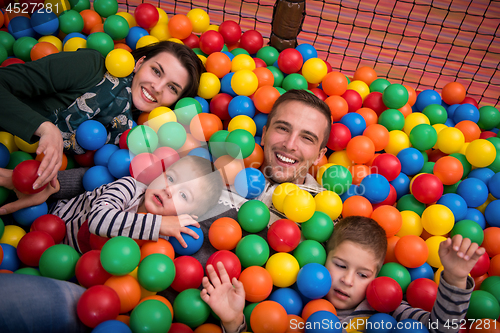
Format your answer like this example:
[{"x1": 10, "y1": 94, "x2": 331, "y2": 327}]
[{"x1": 50, "y1": 176, "x2": 162, "y2": 253}]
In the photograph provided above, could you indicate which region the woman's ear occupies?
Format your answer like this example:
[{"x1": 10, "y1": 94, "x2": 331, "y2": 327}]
[{"x1": 134, "y1": 56, "x2": 146, "y2": 73}]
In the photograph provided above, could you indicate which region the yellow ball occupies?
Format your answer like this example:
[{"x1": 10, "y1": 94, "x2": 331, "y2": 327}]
[
  {"x1": 432, "y1": 124, "x2": 448, "y2": 149},
  {"x1": 105, "y1": 48, "x2": 135, "y2": 77},
  {"x1": 314, "y1": 190, "x2": 343, "y2": 220},
  {"x1": 403, "y1": 113, "x2": 430, "y2": 136},
  {"x1": 426, "y1": 236, "x2": 447, "y2": 268},
  {"x1": 434, "y1": 265, "x2": 444, "y2": 284},
  {"x1": 283, "y1": 189, "x2": 316, "y2": 223},
  {"x1": 116, "y1": 12, "x2": 136, "y2": 28},
  {"x1": 385, "y1": 130, "x2": 410, "y2": 156},
  {"x1": 63, "y1": 37, "x2": 87, "y2": 52},
  {"x1": 140, "y1": 285, "x2": 157, "y2": 299},
  {"x1": 476, "y1": 196, "x2": 493, "y2": 214},
  {"x1": 265, "y1": 253, "x2": 300, "y2": 288},
  {"x1": 44, "y1": 0, "x2": 70, "y2": 16},
  {"x1": 316, "y1": 163, "x2": 335, "y2": 184},
  {"x1": 397, "y1": 210, "x2": 423, "y2": 237},
  {"x1": 272, "y1": 183, "x2": 299, "y2": 213},
  {"x1": 147, "y1": 107, "x2": 177, "y2": 132},
  {"x1": 150, "y1": 24, "x2": 171, "y2": 41},
  {"x1": 302, "y1": 58, "x2": 327, "y2": 84},
  {"x1": 197, "y1": 54, "x2": 207, "y2": 66},
  {"x1": 421, "y1": 204, "x2": 454, "y2": 236},
  {"x1": 198, "y1": 72, "x2": 221, "y2": 99},
  {"x1": 167, "y1": 38, "x2": 184, "y2": 44},
  {"x1": 128, "y1": 266, "x2": 139, "y2": 279},
  {"x1": 466, "y1": 139, "x2": 496, "y2": 168},
  {"x1": 156, "y1": 8, "x2": 168, "y2": 25},
  {"x1": 409, "y1": 173, "x2": 425, "y2": 195},
  {"x1": 459, "y1": 142, "x2": 469, "y2": 155},
  {"x1": 136, "y1": 35, "x2": 160, "y2": 49},
  {"x1": 0, "y1": 225, "x2": 26, "y2": 248},
  {"x1": 347, "y1": 80, "x2": 370, "y2": 101},
  {"x1": 206, "y1": 24, "x2": 219, "y2": 32},
  {"x1": 231, "y1": 54, "x2": 256, "y2": 72},
  {"x1": 231, "y1": 70, "x2": 259, "y2": 96},
  {"x1": 0, "y1": 131, "x2": 18, "y2": 153},
  {"x1": 436, "y1": 127, "x2": 464, "y2": 154},
  {"x1": 38, "y1": 35, "x2": 62, "y2": 51},
  {"x1": 14, "y1": 136, "x2": 38, "y2": 153},
  {"x1": 327, "y1": 151, "x2": 354, "y2": 168},
  {"x1": 228, "y1": 115, "x2": 256, "y2": 136},
  {"x1": 187, "y1": 8, "x2": 210, "y2": 33}
]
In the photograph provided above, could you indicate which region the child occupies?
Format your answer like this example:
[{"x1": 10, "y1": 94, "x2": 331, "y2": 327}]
[
  {"x1": 202, "y1": 216, "x2": 485, "y2": 333},
  {"x1": 49, "y1": 155, "x2": 223, "y2": 252}
]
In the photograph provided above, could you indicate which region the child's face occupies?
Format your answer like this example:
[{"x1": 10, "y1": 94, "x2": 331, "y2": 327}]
[
  {"x1": 325, "y1": 240, "x2": 379, "y2": 310},
  {"x1": 143, "y1": 161, "x2": 204, "y2": 216}
]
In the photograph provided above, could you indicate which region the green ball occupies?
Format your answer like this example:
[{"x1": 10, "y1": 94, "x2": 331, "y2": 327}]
[
  {"x1": 39, "y1": 244, "x2": 80, "y2": 280},
  {"x1": 174, "y1": 97, "x2": 202, "y2": 125},
  {"x1": 58, "y1": 10, "x2": 84, "y2": 34},
  {"x1": 235, "y1": 234, "x2": 270, "y2": 267},
  {"x1": 66, "y1": 155, "x2": 76, "y2": 170},
  {"x1": 268, "y1": 66, "x2": 284, "y2": 87},
  {"x1": 130, "y1": 299, "x2": 172, "y2": 333},
  {"x1": 103, "y1": 15, "x2": 130, "y2": 41},
  {"x1": 301, "y1": 211, "x2": 334, "y2": 243},
  {"x1": 282, "y1": 73, "x2": 308, "y2": 91},
  {"x1": 15, "y1": 267, "x2": 42, "y2": 276},
  {"x1": 420, "y1": 161, "x2": 435, "y2": 174},
  {"x1": 100, "y1": 236, "x2": 140, "y2": 275},
  {"x1": 293, "y1": 239, "x2": 327, "y2": 267},
  {"x1": 480, "y1": 276, "x2": 500, "y2": 305},
  {"x1": 485, "y1": 137, "x2": 500, "y2": 173},
  {"x1": 237, "y1": 200, "x2": 270, "y2": 233},
  {"x1": 321, "y1": 165, "x2": 352, "y2": 195},
  {"x1": 421, "y1": 150, "x2": 428, "y2": 163},
  {"x1": 127, "y1": 125, "x2": 159, "y2": 155},
  {"x1": 86, "y1": 32, "x2": 114, "y2": 57},
  {"x1": 92, "y1": 0, "x2": 118, "y2": 17},
  {"x1": 244, "y1": 303, "x2": 259, "y2": 333},
  {"x1": 208, "y1": 130, "x2": 229, "y2": 160},
  {"x1": 0, "y1": 31, "x2": 16, "y2": 55},
  {"x1": 378, "y1": 109, "x2": 405, "y2": 131},
  {"x1": 378, "y1": 262, "x2": 411, "y2": 293},
  {"x1": 276, "y1": 87, "x2": 286, "y2": 95},
  {"x1": 369, "y1": 78, "x2": 391, "y2": 93},
  {"x1": 230, "y1": 48, "x2": 250, "y2": 56},
  {"x1": 225, "y1": 129, "x2": 255, "y2": 159},
  {"x1": 0, "y1": 187, "x2": 11, "y2": 206},
  {"x1": 382, "y1": 84, "x2": 409, "y2": 109},
  {"x1": 256, "y1": 46, "x2": 279, "y2": 66},
  {"x1": 478, "y1": 105, "x2": 500, "y2": 130},
  {"x1": 443, "y1": 180, "x2": 461, "y2": 194},
  {"x1": 221, "y1": 44, "x2": 229, "y2": 52},
  {"x1": 409, "y1": 124, "x2": 437, "y2": 151},
  {"x1": 173, "y1": 288, "x2": 211, "y2": 328},
  {"x1": 13, "y1": 37, "x2": 38, "y2": 62},
  {"x1": 451, "y1": 219, "x2": 484, "y2": 245},
  {"x1": 449, "y1": 153, "x2": 471, "y2": 179},
  {"x1": 157, "y1": 122, "x2": 187, "y2": 150},
  {"x1": 466, "y1": 290, "x2": 500, "y2": 320},
  {"x1": 486, "y1": 136, "x2": 500, "y2": 150},
  {"x1": 6, "y1": 151, "x2": 33, "y2": 169},
  {"x1": 0, "y1": 217, "x2": 4, "y2": 239},
  {"x1": 397, "y1": 194, "x2": 426, "y2": 216},
  {"x1": 69, "y1": 0, "x2": 90, "y2": 12},
  {"x1": 423, "y1": 104, "x2": 447, "y2": 125},
  {"x1": 138, "y1": 253, "x2": 176, "y2": 292},
  {"x1": 192, "y1": 48, "x2": 208, "y2": 57},
  {"x1": 0, "y1": 45, "x2": 7, "y2": 65}
]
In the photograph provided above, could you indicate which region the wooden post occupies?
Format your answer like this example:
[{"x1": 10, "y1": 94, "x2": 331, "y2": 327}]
[{"x1": 270, "y1": 0, "x2": 306, "y2": 52}]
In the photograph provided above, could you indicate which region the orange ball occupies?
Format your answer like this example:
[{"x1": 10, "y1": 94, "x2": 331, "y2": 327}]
[
  {"x1": 433, "y1": 156, "x2": 463, "y2": 185},
  {"x1": 346, "y1": 135, "x2": 375, "y2": 164},
  {"x1": 394, "y1": 235, "x2": 429, "y2": 268},
  {"x1": 0, "y1": 11, "x2": 4, "y2": 28},
  {"x1": 483, "y1": 227, "x2": 500, "y2": 257},
  {"x1": 353, "y1": 66, "x2": 377, "y2": 85},
  {"x1": 356, "y1": 107, "x2": 378, "y2": 126},
  {"x1": 253, "y1": 67, "x2": 274, "y2": 88},
  {"x1": 244, "y1": 143, "x2": 264, "y2": 169},
  {"x1": 442, "y1": 82, "x2": 466, "y2": 105},
  {"x1": 488, "y1": 254, "x2": 500, "y2": 277},
  {"x1": 114, "y1": 43, "x2": 132, "y2": 52},
  {"x1": 30, "y1": 42, "x2": 59, "y2": 61},
  {"x1": 239, "y1": 266, "x2": 273, "y2": 302},
  {"x1": 455, "y1": 120, "x2": 481, "y2": 142},
  {"x1": 398, "y1": 103, "x2": 413, "y2": 118},
  {"x1": 80, "y1": 9, "x2": 102, "y2": 35},
  {"x1": 36, "y1": 152, "x2": 68, "y2": 171},
  {"x1": 325, "y1": 95, "x2": 349, "y2": 122},
  {"x1": 349, "y1": 164, "x2": 371, "y2": 185},
  {"x1": 168, "y1": 14, "x2": 193, "y2": 40},
  {"x1": 178, "y1": 133, "x2": 202, "y2": 157},
  {"x1": 190, "y1": 113, "x2": 223, "y2": 142},
  {"x1": 308, "y1": 154, "x2": 328, "y2": 179},
  {"x1": 140, "y1": 238, "x2": 175, "y2": 262},
  {"x1": 104, "y1": 275, "x2": 141, "y2": 314},
  {"x1": 206, "y1": 52, "x2": 232, "y2": 78},
  {"x1": 137, "y1": 112, "x2": 149, "y2": 125},
  {"x1": 342, "y1": 196, "x2": 373, "y2": 217},
  {"x1": 404, "y1": 85, "x2": 417, "y2": 106},
  {"x1": 322, "y1": 71, "x2": 348, "y2": 96},
  {"x1": 371, "y1": 205, "x2": 402, "y2": 237},
  {"x1": 252, "y1": 86, "x2": 281, "y2": 113},
  {"x1": 139, "y1": 295, "x2": 173, "y2": 318},
  {"x1": 214, "y1": 155, "x2": 245, "y2": 185},
  {"x1": 286, "y1": 314, "x2": 304, "y2": 333},
  {"x1": 194, "y1": 323, "x2": 223, "y2": 333},
  {"x1": 90, "y1": 22, "x2": 104, "y2": 34},
  {"x1": 250, "y1": 301, "x2": 288, "y2": 333},
  {"x1": 301, "y1": 299, "x2": 337, "y2": 321},
  {"x1": 209, "y1": 217, "x2": 242, "y2": 250},
  {"x1": 116, "y1": 315, "x2": 130, "y2": 326},
  {"x1": 362, "y1": 124, "x2": 389, "y2": 152},
  {"x1": 469, "y1": 319, "x2": 500, "y2": 333},
  {"x1": 384, "y1": 235, "x2": 401, "y2": 264}
]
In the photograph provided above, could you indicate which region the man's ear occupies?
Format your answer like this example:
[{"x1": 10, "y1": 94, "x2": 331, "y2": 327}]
[
  {"x1": 260, "y1": 125, "x2": 267, "y2": 146},
  {"x1": 134, "y1": 56, "x2": 146, "y2": 73},
  {"x1": 313, "y1": 147, "x2": 328, "y2": 165}
]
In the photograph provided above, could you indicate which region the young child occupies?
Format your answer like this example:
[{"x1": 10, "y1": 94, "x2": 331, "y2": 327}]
[
  {"x1": 202, "y1": 216, "x2": 485, "y2": 333},
  {"x1": 49, "y1": 155, "x2": 223, "y2": 252}
]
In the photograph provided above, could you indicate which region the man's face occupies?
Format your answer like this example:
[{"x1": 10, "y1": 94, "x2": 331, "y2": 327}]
[{"x1": 260, "y1": 100, "x2": 328, "y2": 184}]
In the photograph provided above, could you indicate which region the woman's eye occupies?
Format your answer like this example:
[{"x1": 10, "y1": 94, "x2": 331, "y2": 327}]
[
  {"x1": 152, "y1": 67, "x2": 160, "y2": 76},
  {"x1": 168, "y1": 84, "x2": 178, "y2": 94}
]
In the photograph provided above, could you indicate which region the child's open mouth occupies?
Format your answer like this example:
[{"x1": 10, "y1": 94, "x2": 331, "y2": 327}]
[
  {"x1": 154, "y1": 194, "x2": 163, "y2": 206},
  {"x1": 334, "y1": 289, "x2": 349, "y2": 300}
]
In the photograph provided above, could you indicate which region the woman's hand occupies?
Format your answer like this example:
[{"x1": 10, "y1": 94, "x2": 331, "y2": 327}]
[{"x1": 33, "y1": 121, "x2": 63, "y2": 190}]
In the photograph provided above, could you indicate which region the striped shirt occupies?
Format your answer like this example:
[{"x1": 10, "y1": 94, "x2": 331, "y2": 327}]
[{"x1": 50, "y1": 176, "x2": 162, "y2": 253}]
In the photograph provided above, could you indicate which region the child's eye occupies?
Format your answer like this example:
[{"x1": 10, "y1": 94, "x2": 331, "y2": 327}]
[
  {"x1": 166, "y1": 175, "x2": 173, "y2": 183},
  {"x1": 358, "y1": 273, "x2": 368, "y2": 278},
  {"x1": 180, "y1": 192, "x2": 187, "y2": 200},
  {"x1": 335, "y1": 263, "x2": 346, "y2": 269}
]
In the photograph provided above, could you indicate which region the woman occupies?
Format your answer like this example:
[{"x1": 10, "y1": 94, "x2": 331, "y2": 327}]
[{"x1": 0, "y1": 41, "x2": 204, "y2": 190}]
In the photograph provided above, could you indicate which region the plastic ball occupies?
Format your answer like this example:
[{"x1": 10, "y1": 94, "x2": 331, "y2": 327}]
[
  {"x1": 267, "y1": 219, "x2": 301, "y2": 253},
  {"x1": 441, "y1": 82, "x2": 466, "y2": 105},
  {"x1": 293, "y1": 239, "x2": 327, "y2": 267},
  {"x1": 100, "y1": 236, "x2": 140, "y2": 275},
  {"x1": 450, "y1": 219, "x2": 484, "y2": 245},
  {"x1": 346, "y1": 135, "x2": 375, "y2": 164},
  {"x1": 134, "y1": 3, "x2": 159, "y2": 30},
  {"x1": 326, "y1": 123, "x2": 351, "y2": 151},
  {"x1": 233, "y1": 167, "x2": 265, "y2": 199},
  {"x1": 11, "y1": 160, "x2": 44, "y2": 194},
  {"x1": 411, "y1": 173, "x2": 444, "y2": 204},
  {"x1": 360, "y1": 173, "x2": 390, "y2": 204},
  {"x1": 58, "y1": 9, "x2": 84, "y2": 34},
  {"x1": 282, "y1": 189, "x2": 316, "y2": 223},
  {"x1": 425, "y1": 236, "x2": 447, "y2": 268},
  {"x1": 436, "y1": 193, "x2": 467, "y2": 222},
  {"x1": 342, "y1": 195, "x2": 373, "y2": 217},
  {"x1": 197, "y1": 72, "x2": 221, "y2": 99},
  {"x1": 127, "y1": 125, "x2": 158, "y2": 155},
  {"x1": 371, "y1": 205, "x2": 402, "y2": 237},
  {"x1": 296, "y1": 263, "x2": 332, "y2": 300},
  {"x1": 235, "y1": 234, "x2": 270, "y2": 268},
  {"x1": 371, "y1": 153, "x2": 401, "y2": 182},
  {"x1": 265, "y1": 252, "x2": 300, "y2": 288},
  {"x1": 457, "y1": 177, "x2": 489, "y2": 208},
  {"x1": 0, "y1": 243, "x2": 20, "y2": 272},
  {"x1": 415, "y1": 89, "x2": 442, "y2": 112},
  {"x1": 466, "y1": 290, "x2": 500, "y2": 320},
  {"x1": 0, "y1": 225, "x2": 26, "y2": 248},
  {"x1": 208, "y1": 217, "x2": 242, "y2": 251},
  {"x1": 205, "y1": 52, "x2": 231, "y2": 78},
  {"x1": 77, "y1": 285, "x2": 121, "y2": 328},
  {"x1": 30, "y1": 41, "x2": 59, "y2": 61},
  {"x1": 8, "y1": 16, "x2": 35, "y2": 40},
  {"x1": 394, "y1": 235, "x2": 429, "y2": 268},
  {"x1": 82, "y1": 165, "x2": 115, "y2": 191},
  {"x1": 171, "y1": 256, "x2": 204, "y2": 292},
  {"x1": 167, "y1": 14, "x2": 192, "y2": 40},
  {"x1": 92, "y1": 320, "x2": 132, "y2": 333},
  {"x1": 12, "y1": 202, "x2": 48, "y2": 227},
  {"x1": 125, "y1": 26, "x2": 149, "y2": 50},
  {"x1": 16, "y1": 230, "x2": 55, "y2": 267},
  {"x1": 466, "y1": 139, "x2": 496, "y2": 168},
  {"x1": 301, "y1": 58, "x2": 327, "y2": 84},
  {"x1": 129, "y1": 153, "x2": 162, "y2": 185},
  {"x1": 382, "y1": 84, "x2": 408, "y2": 109},
  {"x1": 75, "y1": 250, "x2": 112, "y2": 288},
  {"x1": 277, "y1": 48, "x2": 303, "y2": 74},
  {"x1": 238, "y1": 29, "x2": 263, "y2": 55},
  {"x1": 433, "y1": 156, "x2": 463, "y2": 185},
  {"x1": 268, "y1": 288, "x2": 303, "y2": 317},
  {"x1": 378, "y1": 262, "x2": 411, "y2": 293},
  {"x1": 75, "y1": 119, "x2": 107, "y2": 151},
  {"x1": 206, "y1": 250, "x2": 241, "y2": 282},
  {"x1": 107, "y1": 149, "x2": 131, "y2": 178},
  {"x1": 105, "y1": 48, "x2": 134, "y2": 77},
  {"x1": 340, "y1": 112, "x2": 366, "y2": 137},
  {"x1": 228, "y1": 115, "x2": 256, "y2": 135},
  {"x1": 478, "y1": 105, "x2": 500, "y2": 130},
  {"x1": 366, "y1": 276, "x2": 403, "y2": 313},
  {"x1": 218, "y1": 20, "x2": 241, "y2": 46},
  {"x1": 130, "y1": 299, "x2": 172, "y2": 332},
  {"x1": 137, "y1": 253, "x2": 175, "y2": 292},
  {"x1": 198, "y1": 30, "x2": 224, "y2": 55},
  {"x1": 301, "y1": 211, "x2": 334, "y2": 243},
  {"x1": 168, "y1": 225, "x2": 204, "y2": 256},
  {"x1": 39, "y1": 244, "x2": 80, "y2": 280},
  {"x1": 407, "y1": 262, "x2": 435, "y2": 281},
  {"x1": 321, "y1": 164, "x2": 352, "y2": 195},
  {"x1": 365, "y1": 313, "x2": 397, "y2": 333},
  {"x1": 30, "y1": 214, "x2": 66, "y2": 243},
  {"x1": 354, "y1": 66, "x2": 378, "y2": 86},
  {"x1": 104, "y1": 275, "x2": 141, "y2": 313},
  {"x1": 186, "y1": 8, "x2": 209, "y2": 34},
  {"x1": 239, "y1": 266, "x2": 274, "y2": 302},
  {"x1": 92, "y1": 0, "x2": 118, "y2": 17},
  {"x1": 249, "y1": 301, "x2": 288, "y2": 333}
]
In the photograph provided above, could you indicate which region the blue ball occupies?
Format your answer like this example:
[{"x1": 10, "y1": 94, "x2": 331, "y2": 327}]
[
  {"x1": 407, "y1": 262, "x2": 434, "y2": 281},
  {"x1": 253, "y1": 113, "x2": 268, "y2": 137},
  {"x1": 234, "y1": 168, "x2": 266, "y2": 199},
  {"x1": 390, "y1": 172, "x2": 410, "y2": 200},
  {"x1": 453, "y1": 103, "x2": 480, "y2": 124},
  {"x1": 107, "y1": 149, "x2": 131, "y2": 178},
  {"x1": 340, "y1": 113, "x2": 366, "y2": 137},
  {"x1": 12, "y1": 202, "x2": 48, "y2": 227},
  {"x1": 366, "y1": 313, "x2": 398, "y2": 333},
  {"x1": 468, "y1": 167, "x2": 495, "y2": 186},
  {"x1": 444, "y1": 118, "x2": 455, "y2": 127},
  {"x1": 485, "y1": 200, "x2": 500, "y2": 228},
  {"x1": 228, "y1": 95, "x2": 256, "y2": 118},
  {"x1": 391, "y1": 319, "x2": 429, "y2": 332},
  {"x1": 125, "y1": 26, "x2": 149, "y2": 50},
  {"x1": 194, "y1": 96, "x2": 209, "y2": 113},
  {"x1": 82, "y1": 166, "x2": 115, "y2": 191},
  {"x1": 0, "y1": 243, "x2": 20, "y2": 272},
  {"x1": 359, "y1": 174, "x2": 391, "y2": 204},
  {"x1": 30, "y1": 9, "x2": 59, "y2": 35},
  {"x1": 291, "y1": 282, "x2": 312, "y2": 305},
  {"x1": 8, "y1": 16, "x2": 36, "y2": 39},
  {"x1": 187, "y1": 147, "x2": 212, "y2": 161},
  {"x1": 415, "y1": 89, "x2": 441, "y2": 112},
  {"x1": 168, "y1": 225, "x2": 204, "y2": 256},
  {"x1": 295, "y1": 43, "x2": 318, "y2": 63},
  {"x1": 220, "y1": 72, "x2": 237, "y2": 97},
  {"x1": 305, "y1": 311, "x2": 341, "y2": 333},
  {"x1": 340, "y1": 184, "x2": 359, "y2": 202},
  {"x1": 92, "y1": 320, "x2": 132, "y2": 333},
  {"x1": 76, "y1": 120, "x2": 108, "y2": 151},
  {"x1": 436, "y1": 193, "x2": 467, "y2": 221},
  {"x1": 221, "y1": 51, "x2": 235, "y2": 60},
  {"x1": 488, "y1": 172, "x2": 500, "y2": 199},
  {"x1": 446, "y1": 104, "x2": 460, "y2": 119},
  {"x1": 465, "y1": 208, "x2": 486, "y2": 229},
  {"x1": 0, "y1": 143, "x2": 10, "y2": 168},
  {"x1": 296, "y1": 263, "x2": 332, "y2": 299},
  {"x1": 94, "y1": 144, "x2": 120, "y2": 167},
  {"x1": 397, "y1": 148, "x2": 424, "y2": 176},
  {"x1": 269, "y1": 287, "x2": 303, "y2": 316},
  {"x1": 63, "y1": 32, "x2": 87, "y2": 45},
  {"x1": 456, "y1": 178, "x2": 489, "y2": 208}
]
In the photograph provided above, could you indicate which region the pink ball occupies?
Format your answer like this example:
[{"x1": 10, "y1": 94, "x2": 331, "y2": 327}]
[
  {"x1": 366, "y1": 276, "x2": 403, "y2": 313},
  {"x1": 326, "y1": 123, "x2": 351, "y2": 151},
  {"x1": 171, "y1": 256, "x2": 204, "y2": 292},
  {"x1": 129, "y1": 153, "x2": 162, "y2": 185},
  {"x1": 277, "y1": 48, "x2": 303, "y2": 74},
  {"x1": 411, "y1": 173, "x2": 444, "y2": 204},
  {"x1": 75, "y1": 250, "x2": 112, "y2": 288},
  {"x1": 239, "y1": 30, "x2": 264, "y2": 55},
  {"x1": 153, "y1": 146, "x2": 180, "y2": 171},
  {"x1": 199, "y1": 30, "x2": 225, "y2": 55},
  {"x1": 31, "y1": 214, "x2": 67, "y2": 244},
  {"x1": 77, "y1": 285, "x2": 121, "y2": 328},
  {"x1": 134, "y1": 3, "x2": 159, "y2": 29},
  {"x1": 218, "y1": 20, "x2": 241, "y2": 46},
  {"x1": 342, "y1": 89, "x2": 363, "y2": 113},
  {"x1": 206, "y1": 250, "x2": 242, "y2": 281},
  {"x1": 267, "y1": 219, "x2": 301, "y2": 253},
  {"x1": 16, "y1": 231, "x2": 55, "y2": 267},
  {"x1": 406, "y1": 278, "x2": 438, "y2": 312},
  {"x1": 371, "y1": 153, "x2": 402, "y2": 182}
]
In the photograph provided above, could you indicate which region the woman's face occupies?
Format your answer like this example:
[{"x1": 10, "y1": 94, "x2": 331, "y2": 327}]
[{"x1": 131, "y1": 52, "x2": 190, "y2": 112}]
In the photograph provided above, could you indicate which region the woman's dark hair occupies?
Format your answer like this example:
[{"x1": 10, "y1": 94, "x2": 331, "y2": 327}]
[{"x1": 131, "y1": 41, "x2": 205, "y2": 99}]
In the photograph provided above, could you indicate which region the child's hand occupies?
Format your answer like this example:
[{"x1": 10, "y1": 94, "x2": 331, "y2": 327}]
[
  {"x1": 439, "y1": 234, "x2": 486, "y2": 289},
  {"x1": 201, "y1": 262, "x2": 246, "y2": 333},
  {"x1": 159, "y1": 215, "x2": 200, "y2": 248}
]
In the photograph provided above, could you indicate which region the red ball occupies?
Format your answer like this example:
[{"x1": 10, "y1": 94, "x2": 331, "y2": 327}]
[
  {"x1": 342, "y1": 89, "x2": 363, "y2": 113},
  {"x1": 153, "y1": 146, "x2": 180, "y2": 171},
  {"x1": 31, "y1": 214, "x2": 67, "y2": 244},
  {"x1": 480, "y1": 131, "x2": 497, "y2": 140},
  {"x1": 253, "y1": 57, "x2": 267, "y2": 68},
  {"x1": 182, "y1": 33, "x2": 200, "y2": 49},
  {"x1": 363, "y1": 92, "x2": 387, "y2": 116},
  {"x1": 74, "y1": 150, "x2": 96, "y2": 167},
  {"x1": 199, "y1": 30, "x2": 224, "y2": 55},
  {"x1": 310, "y1": 87, "x2": 328, "y2": 101},
  {"x1": 427, "y1": 149, "x2": 448, "y2": 163},
  {"x1": 411, "y1": 173, "x2": 444, "y2": 204},
  {"x1": 119, "y1": 129, "x2": 131, "y2": 150},
  {"x1": 406, "y1": 278, "x2": 438, "y2": 312},
  {"x1": 461, "y1": 96, "x2": 479, "y2": 109},
  {"x1": 168, "y1": 323, "x2": 194, "y2": 333},
  {"x1": 171, "y1": 255, "x2": 204, "y2": 292},
  {"x1": 206, "y1": 250, "x2": 242, "y2": 281},
  {"x1": 277, "y1": 48, "x2": 303, "y2": 74},
  {"x1": 75, "y1": 250, "x2": 112, "y2": 288},
  {"x1": 366, "y1": 276, "x2": 403, "y2": 313},
  {"x1": 129, "y1": 153, "x2": 163, "y2": 185},
  {"x1": 371, "y1": 153, "x2": 402, "y2": 182},
  {"x1": 327, "y1": 123, "x2": 351, "y2": 151},
  {"x1": 372, "y1": 184, "x2": 397, "y2": 209},
  {"x1": 239, "y1": 30, "x2": 264, "y2": 55},
  {"x1": 134, "y1": 3, "x2": 159, "y2": 29},
  {"x1": 16, "y1": 231, "x2": 55, "y2": 267},
  {"x1": 77, "y1": 285, "x2": 121, "y2": 328},
  {"x1": 267, "y1": 219, "x2": 301, "y2": 252},
  {"x1": 470, "y1": 251, "x2": 490, "y2": 278},
  {"x1": 1, "y1": 58, "x2": 25, "y2": 67},
  {"x1": 12, "y1": 160, "x2": 46, "y2": 194},
  {"x1": 218, "y1": 20, "x2": 241, "y2": 46},
  {"x1": 209, "y1": 93, "x2": 233, "y2": 120},
  {"x1": 89, "y1": 232, "x2": 109, "y2": 251}
]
